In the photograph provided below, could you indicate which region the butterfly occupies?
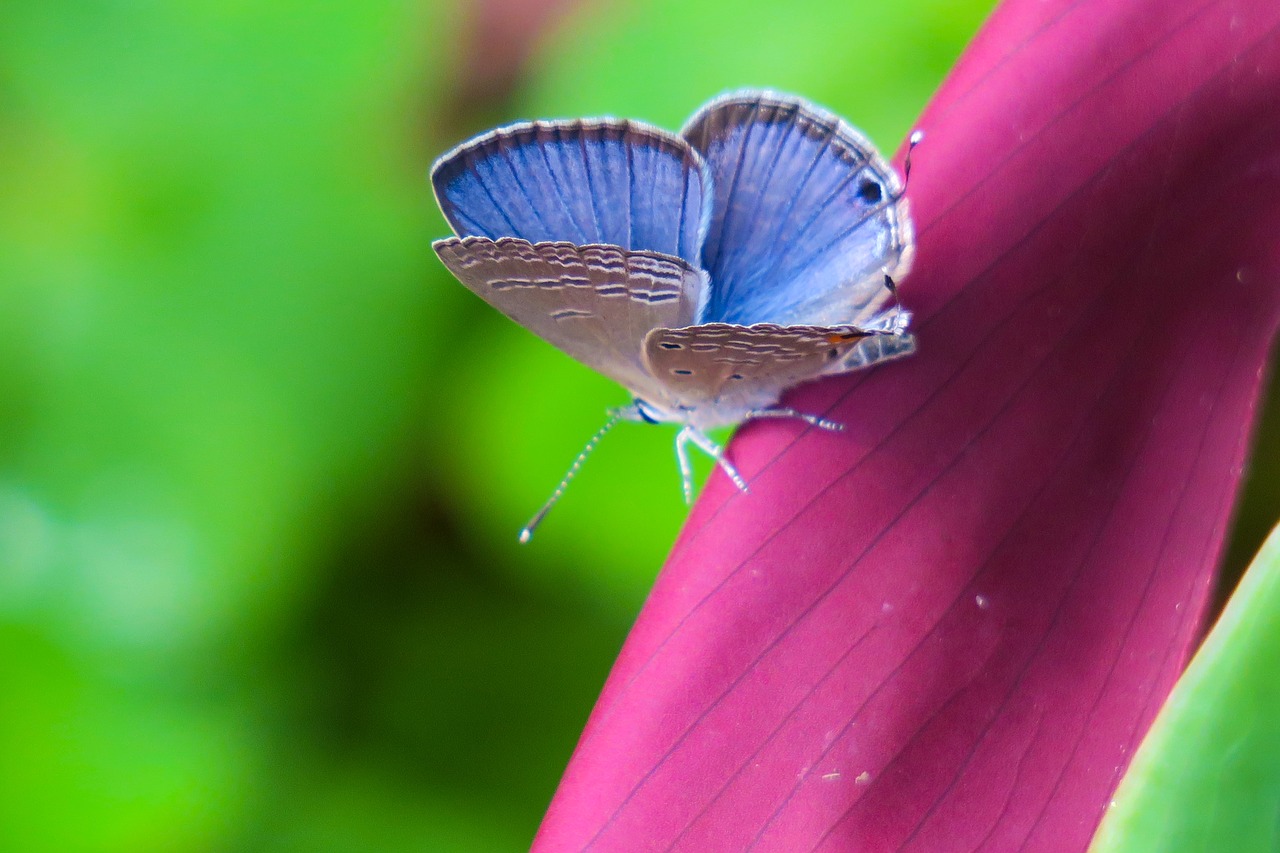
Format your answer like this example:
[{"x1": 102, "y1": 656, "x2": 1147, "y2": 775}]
[{"x1": 431, "y1": 90, "x2": 919, "y2": 540}]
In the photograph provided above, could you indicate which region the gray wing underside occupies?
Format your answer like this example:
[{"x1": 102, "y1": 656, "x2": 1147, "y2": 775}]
[
  {"x1": 681, "y1": 90, "x2": 914, "y2": 328},
  {"x1": 642, "y1": 322, "x2": 906, "y2": 415},
  {"x1": 435, "y1": 236, "x2": 706, "y2": 396}
]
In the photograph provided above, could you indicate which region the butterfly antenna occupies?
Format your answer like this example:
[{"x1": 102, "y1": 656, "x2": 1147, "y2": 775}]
[
  {"x1": 901, "y1": 130, "x2": 924, "y2": 194},
  {"x1": 519, "y1": 411, "x2": 622, "y2": 543}
]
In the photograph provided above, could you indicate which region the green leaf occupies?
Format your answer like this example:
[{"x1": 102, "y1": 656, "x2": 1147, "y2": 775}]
[{"x1": 1091, "y1": 523, "x2": 1280, "y2": 852}]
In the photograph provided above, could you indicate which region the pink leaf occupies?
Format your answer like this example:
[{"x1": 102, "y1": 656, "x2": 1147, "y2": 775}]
[{"x1": 534, "y1": 0, "x2": 1280, "y2": 850}]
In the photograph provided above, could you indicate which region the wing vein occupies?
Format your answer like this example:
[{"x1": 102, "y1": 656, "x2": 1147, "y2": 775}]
[
  {"x1": 709, "y1": 100, "x2": 765, "y2": 312},
  {"x1": 538, "y1": 127, "x2": 589, "y2": 244},
  {"x1": 579, "y1": 130, "x2": 605, "y2": 243}
]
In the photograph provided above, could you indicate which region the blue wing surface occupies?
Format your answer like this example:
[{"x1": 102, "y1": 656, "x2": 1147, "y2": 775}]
[
  {"x1": 682, "y1": 91, "x2": 913, "y2": 327},
  {"x1": 432, "y1": 120, "x2": 710, "y2": 266}
]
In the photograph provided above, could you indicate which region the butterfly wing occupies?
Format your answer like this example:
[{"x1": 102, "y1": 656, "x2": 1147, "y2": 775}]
[
  {"x1": 432, "y1": 120, "x2": 710, "y2": 266},
  {"x1": 436, "y1": 236, "x2": 707, "y2": 397},
  {"x1": 681, "y1": 90, "x2": 913, "y2": 328},
  {"x1": 642, "y1": 322, "x2": 890, "y2": 423}
]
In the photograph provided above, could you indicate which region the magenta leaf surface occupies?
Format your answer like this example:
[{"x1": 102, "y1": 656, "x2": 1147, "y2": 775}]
[{"x1": 533, "y1": 0, "x2": 1280, "y2": 849}]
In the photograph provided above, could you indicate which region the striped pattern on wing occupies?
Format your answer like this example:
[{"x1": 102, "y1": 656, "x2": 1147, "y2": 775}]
[
  {"x1": 681, "y1": 90, "x2": 913, "y2": 327},
  {"x1": 641, "y1": 322, "x2": 875, "y2": 415},
  {"x1": 436, "y1": 236, "x2": 706, "y2": 396},
  {"x1": 432, "y1": 121, "x2": 709, "y2": 266}
]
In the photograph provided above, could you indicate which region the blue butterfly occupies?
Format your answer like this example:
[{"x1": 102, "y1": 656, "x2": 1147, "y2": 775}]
[{"x1": 432, "y1": 90, "x2": 918, "y2": 539}]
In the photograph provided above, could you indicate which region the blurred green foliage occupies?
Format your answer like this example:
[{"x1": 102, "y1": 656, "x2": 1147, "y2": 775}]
[{"x1": 0, "y1": 0, "x2": 1273, "y2": 849}]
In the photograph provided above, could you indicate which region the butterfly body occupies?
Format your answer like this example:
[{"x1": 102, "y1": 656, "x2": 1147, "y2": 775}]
[{"x1": 431, "y1": 90, "x2": 917, "y2": 535}]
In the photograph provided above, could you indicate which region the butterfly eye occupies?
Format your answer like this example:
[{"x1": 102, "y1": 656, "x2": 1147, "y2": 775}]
[
  {"x1": 856, "y1": 179, "x2": 882, "y2": 203},
  {"x1": 634, "y1": 399, "x2": 661, "y2": 423}
]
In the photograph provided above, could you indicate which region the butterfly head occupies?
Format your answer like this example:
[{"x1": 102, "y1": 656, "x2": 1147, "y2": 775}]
[
  {"x1": 619, "y1": 397, "x2": 701, "y2": 425},
  {"x1": 620, "y1": 398, "x2": 673, "y2": 426},
  {"x1": 618, "y1": 397, "x2": 745, "y2": 432}
]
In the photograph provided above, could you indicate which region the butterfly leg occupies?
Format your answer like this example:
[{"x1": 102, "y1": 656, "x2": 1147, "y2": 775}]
[
  {"x1": 744, "y1": 407, "x2": 844, "y2": 432},
  {"x1": 674, "y1": 427, "x2": 697, "y2": 503},
  {"x1": 684, "y1": 427, "x2": 750, "y2": 494}
]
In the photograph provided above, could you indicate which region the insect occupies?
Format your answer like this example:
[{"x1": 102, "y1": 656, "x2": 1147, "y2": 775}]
[{"x1": 431, "y1": 90, "x2": 919, "y2": 540}]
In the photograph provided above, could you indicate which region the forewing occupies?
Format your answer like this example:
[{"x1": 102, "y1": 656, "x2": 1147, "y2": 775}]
[
  {"x1": 681, "y1": 90, "x2": 913, "y2": 326},
  {"x1": 436, "y1": 236, "x2": 706, "y2": 395},
  {"x1": 432, "y1": 120, "x2": 709, "y2": 265},
  {"x1": 642, "y1": 323, "x2": 879, "y2": 417}
]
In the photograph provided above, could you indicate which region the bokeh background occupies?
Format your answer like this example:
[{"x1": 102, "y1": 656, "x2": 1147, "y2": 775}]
[{"x1": 1, "y1": 0, "x2": 1275, "y2": 849}]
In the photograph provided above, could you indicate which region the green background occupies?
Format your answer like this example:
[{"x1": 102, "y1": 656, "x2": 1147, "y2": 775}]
[{"x1": 0, "y1": 0, "x2": 1275, "y2": 849}]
